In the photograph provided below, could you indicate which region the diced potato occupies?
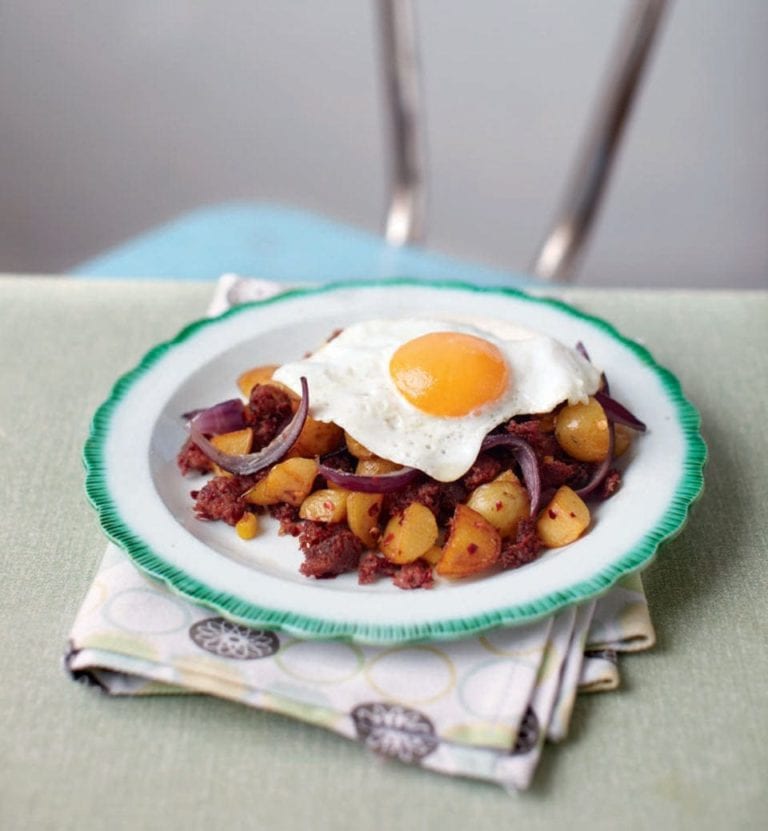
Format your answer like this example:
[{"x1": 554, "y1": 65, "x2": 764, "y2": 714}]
[
  {"x1": 243, "y1": 476, "x2": 271, "y2": 505},
  {"x1": 494, "y1": 469, "x2": 521, "y2": 485},
  {"x1": 244, "y1": 457, "x2": 319, "y2": 506},
  {"x1": 210, "y1": 427, "x2": 253, "y2": 454},
  {"x1": 210, "y1": 428, "x2": 254, "y2": 478},
  {"x1": 466, "y1": 473, "x2": 530, "y2": 538},
  {"x1": 554, "y1": 397, "x2": 611, "y2": 462},
  {"x1": 436, "y1": 504, "x2": 501, "y2": 579},
  {"x1": 344, "y1": 431, "x2": 376, "y2": 460},
  {"x1": 355, "y1": 457, "x2": 402, "y2": 476},
  {"x1": 421, "y1": 545, "x2": 443, "y2": 566},
  {"x1": 236, "y1": 365, "x2": 280, "y2": 397},
  {"x1": 379, "y1": 503, "x2": 438, "y2": 565},
  {"x1": 235, "y1": 512, "x2": 260, "y2": 540},
  {"x1": 346, "y1": 491, "x2": 383, "y2": 548},
  {"x1": 536, "y1": 486, "x2": 590, "y2": 547},
  {"x1": 299, "y1": 488, "x2": 348, "y2": 523},
  {"x1": 288, "y1": 418, "x2": 345, "y2": 458},
  {"x1": 613, "y1": 423, "x2": 633, "y2": 457}
]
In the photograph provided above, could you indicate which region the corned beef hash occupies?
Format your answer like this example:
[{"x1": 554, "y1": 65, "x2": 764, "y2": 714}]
[{"x1": 177, "y1": 318, "x2": 646, "y2": 589}]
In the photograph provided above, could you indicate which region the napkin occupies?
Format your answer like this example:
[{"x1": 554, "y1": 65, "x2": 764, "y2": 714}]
[{"x1": 67, "y1": 276, "x2": 655, "y2": 790}]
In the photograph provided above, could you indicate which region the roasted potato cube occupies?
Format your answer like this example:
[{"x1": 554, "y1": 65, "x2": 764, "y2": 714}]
[
  {"x1": 299, "y1": 488, "x2": 348, "y2": 523},
  {"x1": 436, "y1": 504, "x2": 502, "y2": 579},
  {"x1": 613, "y1": 423, "x2": 633, "y2": 457},
  {"x1": 210, "y1": 427, "x2": 253, "y2": 477},
  {"x1": 243, "y1": 476, "x2": 275, "y2": 505},
  {"x1": 346, "y1": 491, "x2": 383, "y2": 548},
  {"x1": 494, "y1": 469, "x2": 521, "y2": 485},
  {"x1": 355, "y1": 457, "x2": 402, "y2": 476},
  {"x1": 536, "y1": 486, "x2": 590, "y2": 547},
  {"x1": 421, "y1": 545, "x2": 444, "y2": 566},
  {"x1": 466, "y1": 472, "x2": 530, "y2": 538},
  {"x1": 210, "y1": 427, "x2": 253, "y2": 454},
  {"x1": 344, "y1": 431, "x2": 376, "y2": 460},
  {"x1": 236, "y1": 365, "x2": 280, "y2": 397},
  {"x1": 379, "y1": 503, "x2": 438, "y2": 564},
  {"x1": 288, "y1": 417, "x2": 345, "y2": 458},
  {"x1": 244, "y1": 457, "x2": 319, "y2": 506},
  {"x1": 554, "y1": 397, "x2": 611, "y2": 462}
]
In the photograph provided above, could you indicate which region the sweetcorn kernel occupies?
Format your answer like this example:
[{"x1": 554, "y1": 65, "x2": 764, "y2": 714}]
[{"x1": 235, "y1": 512, "x2": 260, "y2": 540}]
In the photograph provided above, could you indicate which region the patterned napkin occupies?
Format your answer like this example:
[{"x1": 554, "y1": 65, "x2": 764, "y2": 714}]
[{"x1": 67, "y1": 276, "x2": 655, "y2": 790}]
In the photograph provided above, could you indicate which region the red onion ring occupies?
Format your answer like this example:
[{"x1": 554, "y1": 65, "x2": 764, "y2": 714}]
[
  {"x1": 317, "y1": 464, "x2": 420, "y2": 494},
  {"x1": 188, "y1": 377, "x2": 309, "y2": 476},
  {"x1": 594, "y1": 391, "x2": 646, "y2": 432},
  {"x1": 183, "y1": 399, "x2": 245, "y2": 434},
  {"x1": 573, "y1": 342, "x2": 643, "y2": 494},
  {"x1": 480, "y1": 434, "x2": 541, "y2": 515},
  {"x1": 575, "y1": 341, "x2": 591, "y2": 362},
  {"x1": 575, "y1": 340, "x2": 611, "y2": 395}
]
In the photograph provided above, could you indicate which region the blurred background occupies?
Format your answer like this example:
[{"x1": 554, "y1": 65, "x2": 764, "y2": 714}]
[{"x1": 0, "y1": 0, "x2": 765, "y2": 287}]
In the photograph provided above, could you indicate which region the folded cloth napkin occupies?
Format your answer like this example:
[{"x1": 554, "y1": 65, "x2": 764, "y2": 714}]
[{"x1": 67, "y1": 276, "x2": 655, "y2": 791}]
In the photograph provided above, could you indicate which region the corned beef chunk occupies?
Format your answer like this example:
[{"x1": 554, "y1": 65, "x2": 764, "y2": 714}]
[
  {"x1": 500, "y1": 518, "x2": 543, "y2": 570},
  {"x1": 506, "y1": 418, "x2": 592, "y2": 491},
  {"x1": 382, "y1": 477, "x2": 467, "y2": 527},
  {"x1": 436, "y1": 481, "x2": 467, "y2": 523},
  {"x1": 268, "y1": 502, "x2": 302, "y2": 536},
  {"x1": 505, "y1": 418, "x2": 560, "y2": 456},
  {"x1": 383, "y1": 478, "x2": 443, "y2": 520},
  {"x1": 393, "y1": 559, "x2": 434, "y2": 590},
  {"x1": 193, "y1": 475, "x2": 252, "y2": 525},
  {"x1": 319, "y1": 450, "x2": 356, "y2": 474},
  {"x1": 461, "y1": 453, "x2": 503, "y2": 490},
  {"x1": 358, "y1": 551, "x2": 397, "y2": 585},
  {"x1": 177, "y1": 438, "x2": 214, "y2": 476},
  {"x1": 244, "y1": 384, "x2": 294, "y2": 449},
  {"x1": 540, "y1": 456, "x2": 592, "y2": 490},
  {"x1": 599, "y1": 469, "x2": 621, "y2": 500},
  {"x1": 298, "y1": 522, "x2": 364, "y2": 578}
]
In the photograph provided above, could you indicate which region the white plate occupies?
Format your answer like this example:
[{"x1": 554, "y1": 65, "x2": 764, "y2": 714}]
[{"x1": 84, "y1": 279, "x2": 706, "y2": 644}]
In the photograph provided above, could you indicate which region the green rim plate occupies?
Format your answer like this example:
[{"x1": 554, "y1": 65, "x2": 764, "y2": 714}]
[{"x1": 83, "y1": 279, "x2": 706, "y2": 644}]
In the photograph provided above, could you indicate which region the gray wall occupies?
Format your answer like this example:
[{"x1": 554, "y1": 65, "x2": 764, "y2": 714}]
[{"x1": 1, "y1": 1, "x2": 766, "y2": 287}]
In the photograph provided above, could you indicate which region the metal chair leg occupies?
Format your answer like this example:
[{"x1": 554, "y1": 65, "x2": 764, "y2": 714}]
[
  {"x1": 377, "y1": 0, "x2": 427, "y2": 247},
  {"x1": 377, "y1": 0, "x2": 668, "y2": 282},
  {"x1": 530, "y1": 0, "x2": 669, "y2": 281}
]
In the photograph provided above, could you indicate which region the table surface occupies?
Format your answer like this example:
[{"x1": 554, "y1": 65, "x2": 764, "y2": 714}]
[{"x1": 1, "y1": 276, "x2": 766, "y2": 831}]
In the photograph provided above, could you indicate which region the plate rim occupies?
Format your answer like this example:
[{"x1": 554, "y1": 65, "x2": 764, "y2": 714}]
[{"x1": 83, "y1": 277, "x2": 707, "y2": 643}]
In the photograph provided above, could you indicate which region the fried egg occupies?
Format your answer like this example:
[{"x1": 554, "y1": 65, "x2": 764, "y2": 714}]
[{"x1": 273, "y1": 317, "x2": 602, "y2": 482}]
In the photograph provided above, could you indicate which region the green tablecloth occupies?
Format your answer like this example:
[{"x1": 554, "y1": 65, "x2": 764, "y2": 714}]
[{"x1": 1, "y1": 277, "x2": 766, "y2": 830}]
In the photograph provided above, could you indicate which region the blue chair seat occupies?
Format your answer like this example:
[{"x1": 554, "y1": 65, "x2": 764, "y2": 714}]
[{"x1": 71, "y1": 202, "x2": 532, "y2": 289}]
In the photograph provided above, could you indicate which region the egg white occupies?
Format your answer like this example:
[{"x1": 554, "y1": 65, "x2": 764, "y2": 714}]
[{"x1": 272, "y1": 317, "x2": 602, "y2": 482}]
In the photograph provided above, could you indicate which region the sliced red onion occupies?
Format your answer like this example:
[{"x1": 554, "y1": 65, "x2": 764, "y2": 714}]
[
  {"x1": 575, "y1": 340, "x2": 611, "y2": 395},
  {"x1": 183, "y1": 398, "x2": 245, "y2": 435},
  {"x1": 188, "y1": 377, "x2": 309, "y2": 476},
  {"x1": 595, "y1": 391, "x2": 646, "y2": 432},
  {"x1": 576, "y1": 422, "x2": 615, "y2": 499},
  {"x1": 480, "y1": 434, "x2": 541, "y2": 516},
  {"x1": 318, "y1": 464, "x2": 420, "y2": 494}
]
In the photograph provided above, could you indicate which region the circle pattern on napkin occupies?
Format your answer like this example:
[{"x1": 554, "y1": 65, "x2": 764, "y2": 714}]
[{"x1": 189, "y1": 617, "x2": 280, "y2": 659}]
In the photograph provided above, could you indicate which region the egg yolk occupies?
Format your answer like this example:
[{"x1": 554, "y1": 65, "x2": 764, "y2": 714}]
[{"x1": 389, "y1": 332, "x2": 510, "y2": 417}]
